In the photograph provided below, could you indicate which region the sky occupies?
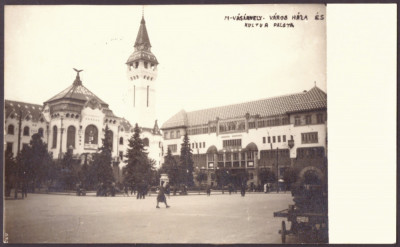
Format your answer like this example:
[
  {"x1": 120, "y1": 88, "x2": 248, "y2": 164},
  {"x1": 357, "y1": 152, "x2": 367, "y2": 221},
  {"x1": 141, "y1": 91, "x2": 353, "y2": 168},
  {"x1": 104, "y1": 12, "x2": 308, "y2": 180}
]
[{"x1": 5, "y1": 4, "x2": 326, "y2": 126}]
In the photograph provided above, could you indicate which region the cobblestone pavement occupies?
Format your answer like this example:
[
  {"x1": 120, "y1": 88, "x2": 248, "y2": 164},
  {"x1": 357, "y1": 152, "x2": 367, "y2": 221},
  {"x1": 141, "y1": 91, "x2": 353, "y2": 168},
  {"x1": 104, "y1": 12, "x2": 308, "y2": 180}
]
[{"x1": 4, "y1": 192, "x2": 296, "y2": 244}]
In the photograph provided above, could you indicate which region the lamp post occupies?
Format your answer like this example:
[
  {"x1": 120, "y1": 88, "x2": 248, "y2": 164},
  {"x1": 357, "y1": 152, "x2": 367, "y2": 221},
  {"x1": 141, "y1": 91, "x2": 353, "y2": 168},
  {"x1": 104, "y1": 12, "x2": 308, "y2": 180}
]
[
  {"x1": 59, "y1": 115, "x2": 64, "y2": 160},
  {"x1": 276, "y1": 147, "x2": 279, "y2": 193},
  {"x1": 14, "y1": 109, "x2": 22, "y2": 199}
]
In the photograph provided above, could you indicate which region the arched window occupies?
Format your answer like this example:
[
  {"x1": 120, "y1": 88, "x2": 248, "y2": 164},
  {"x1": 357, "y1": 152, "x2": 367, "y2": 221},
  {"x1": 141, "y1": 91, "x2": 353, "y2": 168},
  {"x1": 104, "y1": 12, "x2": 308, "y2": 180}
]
[
  {"x1": 52, "y1": 126, "x2": 58, "y2": 148},
  {"x1": 23, "y1": 126, "x2": 30, "y2": 136},
  {"x1": 85, "y1": 125, "x2": 98, "y2": 144},
  {"x1": 38, "y1": 128, "x2": 44, "y2": 137},
  {"x1": 143, "y1": 137, "x2": 149, "y2": 147},
  {"x1": 67, "y1": 126, "x2": 76, "y2": 149},
  {"x1": 119, "y1": 137, "x2": 123, "y2": 145},
  {"x1": 7, "y1": 125, "x2": 14, "y2": 135}
]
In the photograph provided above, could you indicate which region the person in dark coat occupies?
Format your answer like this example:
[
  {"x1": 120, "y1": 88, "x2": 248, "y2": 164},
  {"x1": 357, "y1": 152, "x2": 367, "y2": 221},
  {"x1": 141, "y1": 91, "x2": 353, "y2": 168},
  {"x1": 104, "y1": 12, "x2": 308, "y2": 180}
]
[
  {"x1": 156, "y1": 181, "x2": 170, "y2": 208},
  {"x1": 241, "y1": 183, "x2": 246, "y2": 197},
  {"x1": 206, "y1": 185, "x2": 211, "y2": 196}
]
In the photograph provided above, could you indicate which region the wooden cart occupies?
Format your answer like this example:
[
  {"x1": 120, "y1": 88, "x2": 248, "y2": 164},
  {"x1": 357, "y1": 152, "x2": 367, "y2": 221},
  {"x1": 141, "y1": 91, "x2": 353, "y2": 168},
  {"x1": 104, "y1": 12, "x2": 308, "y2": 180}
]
[{"x1": 274, "y1": 204, "x2": 328, "y2": 243}]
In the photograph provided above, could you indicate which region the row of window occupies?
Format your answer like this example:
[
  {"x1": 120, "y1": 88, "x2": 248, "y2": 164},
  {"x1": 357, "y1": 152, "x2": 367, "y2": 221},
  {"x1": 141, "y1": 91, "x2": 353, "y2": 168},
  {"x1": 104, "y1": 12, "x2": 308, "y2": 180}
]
[
  {"x1": 222, "y1": 139, "x2": 242, "y2": 148},
  {"x1": 256, "y1": 117, "x2": 290, "y2": 128},
  {"x1": 262, "y1": 135, "x2": 289, "y2": 144},
  {"x1": 294, "y1": 113, "x2": 324, "y2": 126},
  {"x1": 130, "y1": 75, "x2": 154, "y2": 81},
  {"x1": 297, "y1": 147, "x2": 325, "y2": 158},
  {"x1": 192, "y1": 142, "x2": 206, "y2": 149},
  {"x1": 164, "y1": 130, "x2": 181, "y2": 139},
  {"x1": 211, "y1": 151, "x2": 255, "y2": 162},
  {"x1": 9, "y1": 113, "x2": 44, "y2": 122},
  {"x1": 187, "y1": 127, "x2": 208, "y2": 135},
  {"x1": 167, "y1": 144, "x2": 177, "y2": 153},
  {"x1": 219, "y1": 121, "x2": 246, "y2": 133},
  {"x1": 128, "y1": 61, "x2": 156, "y2": 70},
  {"x1": 7, "y1": 125, "x2": 43, "y2": 137},
  {"x1": 260, "y1": 149, "x2": 290, "y2": 159},
  {"x1": 301, "y1": 132, "x2": 319, "y2": 144}
]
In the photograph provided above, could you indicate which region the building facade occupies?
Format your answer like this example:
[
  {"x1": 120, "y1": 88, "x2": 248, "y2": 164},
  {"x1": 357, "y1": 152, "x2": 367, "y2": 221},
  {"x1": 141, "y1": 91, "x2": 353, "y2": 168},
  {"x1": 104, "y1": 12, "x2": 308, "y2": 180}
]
[
  {"x1": 4, "y1": 17, "x2": 163, "y2": 178},
  {"x1": 161, "y1": 86, "x2": 327, "y2": 188}
]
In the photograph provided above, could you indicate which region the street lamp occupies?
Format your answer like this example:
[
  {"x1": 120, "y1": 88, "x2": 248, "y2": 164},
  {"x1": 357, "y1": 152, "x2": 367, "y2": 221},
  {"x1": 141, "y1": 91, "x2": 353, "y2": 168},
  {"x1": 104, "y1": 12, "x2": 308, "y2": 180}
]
[{"x1": 59, "y1": 115, "x2": 64, "y2": 160}]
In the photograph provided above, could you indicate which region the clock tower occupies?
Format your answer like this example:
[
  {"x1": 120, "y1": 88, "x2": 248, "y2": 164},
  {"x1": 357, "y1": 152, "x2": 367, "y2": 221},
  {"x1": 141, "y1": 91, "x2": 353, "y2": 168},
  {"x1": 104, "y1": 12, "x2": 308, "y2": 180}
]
[{"x1": 124, "y1": 16, "x2": 159, "y2": 129}]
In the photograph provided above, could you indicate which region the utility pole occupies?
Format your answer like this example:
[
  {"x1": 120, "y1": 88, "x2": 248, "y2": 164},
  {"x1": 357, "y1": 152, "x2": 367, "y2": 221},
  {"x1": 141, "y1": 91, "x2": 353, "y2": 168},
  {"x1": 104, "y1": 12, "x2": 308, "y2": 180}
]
[
  {"x1": 15, "y1": 109, "x2": 22, "y2": 199},
  {"x1": 59, "y1": 115, "x2": 64, "y2": 160},
  {"x1": 276, "y1": 147, "x2": 279, "y2": 193}
]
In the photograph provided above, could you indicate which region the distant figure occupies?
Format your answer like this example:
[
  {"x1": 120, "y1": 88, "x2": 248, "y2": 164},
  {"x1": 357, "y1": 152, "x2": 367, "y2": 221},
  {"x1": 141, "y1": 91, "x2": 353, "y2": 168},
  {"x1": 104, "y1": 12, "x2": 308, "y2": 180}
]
[
  {"x1": 156, "y1": 181, "x2": 170, "y2": 208},
  {"x1": 264, "y1": 183, "x2": 267, "y2": 193},
  {"x1": 206, "y1": 185, "x2": 211, "y2": 196},
  {"x1": 228, "y1": 184, "x2": 233, "y2": 195},
  {"x1": 241, "y1": 183, "x2": 246, "y2": 197},
  {"x1": 123, "y1": 186, "x2": 129, "y2": 197}
]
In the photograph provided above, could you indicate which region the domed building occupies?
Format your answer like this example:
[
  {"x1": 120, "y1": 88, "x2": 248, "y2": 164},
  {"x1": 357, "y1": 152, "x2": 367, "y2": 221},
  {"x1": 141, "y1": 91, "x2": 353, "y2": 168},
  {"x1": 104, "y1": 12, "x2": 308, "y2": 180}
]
[{"x1": 4, "y1": 16, "x2": 164, "y2": 182}]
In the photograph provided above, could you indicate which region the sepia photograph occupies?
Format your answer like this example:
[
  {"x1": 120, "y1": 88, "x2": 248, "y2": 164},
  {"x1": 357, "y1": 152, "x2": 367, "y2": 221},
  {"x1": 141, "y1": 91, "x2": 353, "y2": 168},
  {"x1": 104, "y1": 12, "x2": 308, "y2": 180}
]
[{"x1": 4, "y1": 3, "x2": 328, "y2": 244}]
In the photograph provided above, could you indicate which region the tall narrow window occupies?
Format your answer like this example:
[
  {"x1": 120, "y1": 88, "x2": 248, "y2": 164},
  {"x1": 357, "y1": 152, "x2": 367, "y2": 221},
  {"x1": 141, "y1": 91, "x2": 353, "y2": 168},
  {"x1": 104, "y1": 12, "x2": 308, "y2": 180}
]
[
  {"x1": 143, "y1": 138, "x2": 149, "y2": 147},
  {"x1": 7, "y1": 125, "x2": 14, "y2": 135},
  {"x1": 147, "y1": 86, "x2": 149, "y2": 107},
  {"x1": 119, "y1": 137, "x2": 124, "y2": 145},
  {"x1": 6, "y1": 142, "x2": 13, "y2": 153},
  {"x1": 278, "y1": 136, "x2": 281, "y2": 142},
  {"x1": 295, "y1": 116, "x2": 301, "y2": 126},
  {"x1": 317, "y1": 114, "x2": 324, "y2": 124},
  {"x1": 23, "y1": 126, "x2": 30, "y2": 136},
  {"x1": 52, "y1": 126, "x2": 58, "y2": 148},
  {"x1": 67, "y1": 126, "x2": 76, "y2": 149},
  {"x1": 263, "y1": 137, "x2": 266, "y2": 143},
  {"x1": 305, "y1": 115, "x2": 312, "y2": 125}
]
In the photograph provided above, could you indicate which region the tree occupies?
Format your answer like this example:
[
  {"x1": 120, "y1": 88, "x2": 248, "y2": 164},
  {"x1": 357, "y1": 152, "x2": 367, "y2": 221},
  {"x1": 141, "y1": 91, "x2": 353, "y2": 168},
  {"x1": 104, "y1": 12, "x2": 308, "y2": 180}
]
[
  {"x1": 16, "y1": 133, "x2": 53, "y2": 192},
  {"x1": 123, "y1": 123, "x2": 151, "y2": 188},
  {"x1": 60, "y1": 148, "x2": 78, "y2": 190},
  {"x1": 215, "y1": 167, "x2": 231, "y2": 193},
  {"x1": 92, "y1": 125, "x2": 115, "y2": 188},
  {"x1": 4, "y1": 150, "x2": 17, "y2": 196},
  {"x1": 161, "y1": 148, "x2": 179, "y2": 186},
  {"x1": 283, "y1": 167, "x2": 298, "y2": 190},
  {"x1": 179, "y1": 133, "x2": 194, "y2": 187},
  {"x1": 258, "y1": 169, "x2": 276, "y2": 185},
  {"x1": 195, "y1": 171, "x2": 208, "y2": 193}
]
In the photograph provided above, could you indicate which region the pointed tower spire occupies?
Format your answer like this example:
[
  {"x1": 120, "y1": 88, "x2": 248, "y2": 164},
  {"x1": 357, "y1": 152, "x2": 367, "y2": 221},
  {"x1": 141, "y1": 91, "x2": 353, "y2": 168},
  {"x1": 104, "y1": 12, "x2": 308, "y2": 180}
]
[{"x1": 134, "y1": 15, "x2": 152, "y2": 50}]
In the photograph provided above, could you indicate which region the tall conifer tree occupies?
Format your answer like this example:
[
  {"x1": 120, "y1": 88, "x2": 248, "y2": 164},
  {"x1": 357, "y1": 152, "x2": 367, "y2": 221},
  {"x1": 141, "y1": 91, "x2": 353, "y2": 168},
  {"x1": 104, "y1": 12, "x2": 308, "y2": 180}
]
[
  {"x1": 92, "y1": 125, "x2": 115, "y2": 186},
  {"x1": 123, "y1": 123, "x2": 152, "y2": 186},
  {"x1": 180, "y1": 133, "x2": 194, "y2": 187}
]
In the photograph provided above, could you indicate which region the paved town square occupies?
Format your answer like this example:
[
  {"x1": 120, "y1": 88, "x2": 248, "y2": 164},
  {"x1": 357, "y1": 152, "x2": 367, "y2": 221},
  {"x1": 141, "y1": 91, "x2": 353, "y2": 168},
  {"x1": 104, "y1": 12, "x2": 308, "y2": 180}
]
[{"x1": 4, "y1": 192, "x2": 295, "y2": 244}]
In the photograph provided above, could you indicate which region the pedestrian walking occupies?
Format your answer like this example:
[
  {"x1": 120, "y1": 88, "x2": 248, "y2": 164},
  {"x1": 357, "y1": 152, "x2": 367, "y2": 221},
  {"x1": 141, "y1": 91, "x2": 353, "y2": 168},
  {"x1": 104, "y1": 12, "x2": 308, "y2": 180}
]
[
  {"x1": 241, "y1": 183, "x2": 246, "y2": 197},
  {"x1": 156, "y1": 181, "x2": 170, "y2": 208},
  {"x1": 206, "y1": 185, "x2": 211, "y2": 196},
  {"x1": 123, "y1": 185, "x2": 129, "y2": 197}
]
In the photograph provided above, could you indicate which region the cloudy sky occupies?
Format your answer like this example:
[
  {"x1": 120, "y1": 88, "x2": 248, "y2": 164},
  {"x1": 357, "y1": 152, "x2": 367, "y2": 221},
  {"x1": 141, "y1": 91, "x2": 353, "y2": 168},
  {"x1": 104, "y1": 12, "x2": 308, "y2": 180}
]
[{"x1": 5, "y1": 4, "x2": 326, "y2": 125}]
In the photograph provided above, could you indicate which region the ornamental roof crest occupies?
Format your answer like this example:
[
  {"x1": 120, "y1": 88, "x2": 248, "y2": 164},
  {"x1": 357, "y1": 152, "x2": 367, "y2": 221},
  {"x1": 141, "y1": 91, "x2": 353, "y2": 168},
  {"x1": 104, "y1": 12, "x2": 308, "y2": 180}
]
[{"x1": 84, "y1": 97, "x2": 102, "y2": 110}]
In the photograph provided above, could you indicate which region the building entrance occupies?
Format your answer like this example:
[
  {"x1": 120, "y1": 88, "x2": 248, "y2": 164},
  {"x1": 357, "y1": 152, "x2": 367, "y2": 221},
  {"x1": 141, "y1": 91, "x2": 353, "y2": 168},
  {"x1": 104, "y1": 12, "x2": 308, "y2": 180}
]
[{"x1": 230, "y1": 168, "x2": 247, "y2": 188}]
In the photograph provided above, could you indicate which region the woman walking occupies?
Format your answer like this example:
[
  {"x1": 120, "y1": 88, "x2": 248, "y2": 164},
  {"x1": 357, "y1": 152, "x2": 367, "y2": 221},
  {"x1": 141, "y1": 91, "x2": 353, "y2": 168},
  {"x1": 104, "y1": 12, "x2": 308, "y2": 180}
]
[{"x1": 156, "y1": 181, "x2": 170, "y2": 208}]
